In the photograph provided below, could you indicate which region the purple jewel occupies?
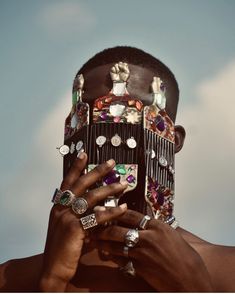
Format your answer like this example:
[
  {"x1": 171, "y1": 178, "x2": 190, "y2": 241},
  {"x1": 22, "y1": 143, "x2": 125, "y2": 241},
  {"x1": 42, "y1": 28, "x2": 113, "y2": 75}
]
[
  {"x1": 155, "y1": 115, "x2": 165, "y2": 132},
  {"x1": 100, "y1": 112, "x2": 108, "y2": 120},
  {"x1": 103, "y1": 170, "x2": 120, "y2": 185},
  {"x1": 126, "y1": 174, "x2": 135, "y2": 183},
  {"x1": 157, "y1": 193, "x2": 164, "y2": 206}
]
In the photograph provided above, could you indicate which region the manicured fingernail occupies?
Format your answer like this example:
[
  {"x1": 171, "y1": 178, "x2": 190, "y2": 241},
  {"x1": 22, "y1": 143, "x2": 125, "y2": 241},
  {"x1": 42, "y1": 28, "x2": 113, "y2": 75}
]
[
  {"x1": 78, "y1": 152, "x2": 86, "y2": 159},
  {"x1": 119, "y1": 203, "x2": 127, "y2": 210},
  {"x1": 106, "y1": 159, "x2": 115, "y2": 167},
  {"x1": 120, "y1": 180, "x2": 128, "y2": 186}
]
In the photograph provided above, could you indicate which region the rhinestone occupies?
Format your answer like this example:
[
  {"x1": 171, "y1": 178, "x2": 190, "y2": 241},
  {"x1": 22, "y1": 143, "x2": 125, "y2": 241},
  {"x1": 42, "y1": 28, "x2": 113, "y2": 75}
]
[
  {"x1": 126, "y1": 137, "x2": 137, "y2": 149},
  {"x1": 76, "y1": 140, "x2": 84, "y2": 151},
  {"x1": 57, "y1": 145, "x2": 70, "y2": 156},
  {"x1": 100, "y1": 112, "x2": 108, "y2": 120},
  {"x1": 116, "y1": 164, "x2": 126, "y2": 175},
  {"x1": 155, "y1": 115, "x2": 165, "y2": 132},
  {"x1": 109, "y1": 103, "x2": 126, "y2": 117},
  {"x1": 103, "y1": 170, "x2": 120, "y2": 185},
  {"x1": 126, "y1": 174, "x2": 135, "y2": 183},
  {"x1": 111, "y1": 134, "x2": 122, "y2": 147},
  {"x1": 159, "y1": 156, "x2": 168, "y2": 167},
  {"x1": 96, "y1": 136, "x2": 106, "y2": 147}
]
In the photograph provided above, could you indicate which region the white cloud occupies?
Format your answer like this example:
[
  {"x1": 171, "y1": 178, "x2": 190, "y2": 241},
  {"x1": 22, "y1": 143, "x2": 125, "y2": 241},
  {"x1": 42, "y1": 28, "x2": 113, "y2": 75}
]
[
  {"x1": 175, "y1": 61, "x2": 235, "y2": 245},
  {"x1": 38, "y1": 1, "x2": 96, "y2": 37}
]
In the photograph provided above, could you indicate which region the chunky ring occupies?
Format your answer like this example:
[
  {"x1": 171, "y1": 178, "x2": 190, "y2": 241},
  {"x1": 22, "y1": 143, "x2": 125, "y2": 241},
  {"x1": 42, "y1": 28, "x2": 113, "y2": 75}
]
[
  {"x1": 72, "y1": 197, "x2": 88, "y2": 215},
  {"x1": 139, "y1": 215, "x2": 151, "y2": 230},
  {"x1": 52, "y1": 189, "x2": 75, "y2": 206},
  {"x1": 123, "y1": 246, "x2": 129, "y2": 258},
  {"x1": 171, "y1": 220, "x2": 179, "y2": 230},
  {"x1": 80, "y1": 213, "x2": 98, "y2": 230},
  {"x1": 124, "y1": 229, "x2": 139, "y2": 248}
]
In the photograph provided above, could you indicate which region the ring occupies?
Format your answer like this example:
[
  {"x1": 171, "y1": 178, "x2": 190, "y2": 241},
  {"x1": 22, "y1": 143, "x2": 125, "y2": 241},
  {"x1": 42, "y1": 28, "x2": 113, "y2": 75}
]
[
  {"x1": 139, "y1": 215, "x2": 151, "y2": 230},
  {"x1": 171, "y1": 220, "x2": 179, "y2": 230},
  {"x1": 52, "y1": 189, "x2": 75, "y2": 206},
  {"x1": 72, "y1": 197, "x2": 88, "y2": 215},
  {"x1": 124, "y1": 229, "x2": 139, "y2": 248},
  {"x1": 123, "y1": 246, "x2": 129, "y2": 258},
  {"x1": 80, "y1": 213, "x2": 98, "y2": 230}
]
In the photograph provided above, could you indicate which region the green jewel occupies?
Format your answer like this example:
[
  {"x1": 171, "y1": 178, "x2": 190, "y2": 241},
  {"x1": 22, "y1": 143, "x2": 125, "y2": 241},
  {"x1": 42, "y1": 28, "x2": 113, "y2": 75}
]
[
  {"x1": 116, "y1": 164, "x2": 127, "y2": 175},
  {"x1": 60, "y1": 192, "x2": 70, "y2": 205},
  {"x1": 72, "y1": 92, "x2": 77, "y2": 106}
]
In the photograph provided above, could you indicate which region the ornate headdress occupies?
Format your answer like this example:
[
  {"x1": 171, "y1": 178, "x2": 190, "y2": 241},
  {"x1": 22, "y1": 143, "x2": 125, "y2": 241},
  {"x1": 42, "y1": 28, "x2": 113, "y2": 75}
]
[{"x1": 59, "y1": 62, "x2": 175, "y2": 224}]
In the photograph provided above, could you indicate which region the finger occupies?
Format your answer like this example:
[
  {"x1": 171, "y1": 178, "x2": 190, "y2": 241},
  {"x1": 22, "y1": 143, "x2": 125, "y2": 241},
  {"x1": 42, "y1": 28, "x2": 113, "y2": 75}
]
[
  {"x1": 60, "y1": 152, "x2": 87, "y2": 190},
  {"x1": 117, "y1": 209, "x2": 156, "y2": 230},
  {"x1": 95, "y1": 203, "x2": 127, "y2": 225},
  {"x1": 72, "y1": 159, "x2": 116, "y2": 195},
  {"x1": 93, "y1": 240, "x2": 138, "y2": 259},
  {"x1": 84, "y1": 181, "x2": 128, "y2": 209}
]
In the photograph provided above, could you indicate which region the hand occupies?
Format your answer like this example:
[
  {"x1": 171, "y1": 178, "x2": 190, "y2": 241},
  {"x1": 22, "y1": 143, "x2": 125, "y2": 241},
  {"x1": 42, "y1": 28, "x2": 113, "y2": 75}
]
[
  {"x1": 110, "y1": 62, "x2": 130, "y2": 82},
  {"x1": 39, "y1": 153, "x2": 128, "y2": 291},
  {"x1": 93, "y1": 210, "x2": 214, "y2": 292}
]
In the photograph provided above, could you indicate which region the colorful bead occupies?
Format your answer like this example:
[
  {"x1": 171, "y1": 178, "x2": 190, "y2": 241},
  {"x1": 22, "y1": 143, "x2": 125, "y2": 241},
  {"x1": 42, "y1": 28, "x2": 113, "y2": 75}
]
[
  {"x1": 103, "y1": 170, "x2": 120, "y2": 185},
  {"x1": 135, "y1": 100, "x2": 143, "y2": 111},
  {"x1": 126, "y1": 174, "x2": 135, "y2": 183},
  {"x1": 155, "y1": 115, "x2": 165, "y2": 131},
  {"x1": 116, "y1": 164, "x2": 126, "y2": 175}
]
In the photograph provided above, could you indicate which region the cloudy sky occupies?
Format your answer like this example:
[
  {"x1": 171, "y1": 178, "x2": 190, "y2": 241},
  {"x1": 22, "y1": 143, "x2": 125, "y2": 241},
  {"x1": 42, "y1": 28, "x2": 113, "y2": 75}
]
[{"x1": 1, "y1": 0, "x2": 235, "y2": 262}]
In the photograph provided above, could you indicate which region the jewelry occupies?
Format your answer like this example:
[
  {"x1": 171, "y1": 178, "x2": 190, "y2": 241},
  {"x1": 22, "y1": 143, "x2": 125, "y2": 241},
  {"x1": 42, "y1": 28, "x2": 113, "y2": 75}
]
[
  {"x1": 171, "y1": 219, "x2": 179, "y2": 230},
  {"x1": 126, "y1": 137, "x2": 137, "y2": 149},
  {"x1": 123, "y1": 246, "x2": 129, "y2": 258},
  {"x1": 56, "y1": 144, "x2": 70, "y2": 156},
  {"x1": 96, "y1": 135, "x2": 106, "y2": 147},
  {"x1": 124, "y1": 229, "x2": 139, "y2": 248},
  {"x1": 111, "y1": 134, "x2": 122, "y2": 147},
  {"x1": 80, "y1": 213, "x2": 98, "y2": 230},
  {"x1": 76, "y1": 140, "x2": 84, "y2": 152},
  {"x1": 70, "y1": 142, "x2": 75, "y2": 154},
  {"x1": 139, "y1": 215, "x2": 151, "y2": 230},
  {"x1": 52, "y1": 189, "x2": 75, "y2": 206},
  {"x1": 120, "y1": 261, "x2": 136, "y2": 277},
  {"x1": 159, "y1": 155, "x2": 168, "y2": 167},
  {"x1": 72, "y1": 197, "x2": 88, "y2": 215}
]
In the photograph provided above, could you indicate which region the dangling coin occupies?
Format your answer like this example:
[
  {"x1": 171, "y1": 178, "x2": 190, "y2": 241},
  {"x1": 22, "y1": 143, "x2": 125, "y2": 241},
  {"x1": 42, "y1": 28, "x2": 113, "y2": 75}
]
[
  {"x1": 126, "y1": 137, "x2": 137, "y2": 149},
  {"x1": 159, "y1": 156, "x2": 168, "y2": 167},
  {"x1": 111, "y1": 134, "x2": 122, "y2": 147},
  {"x1": 96, "y1": 136, "x2": 106, "y2": 147},
  {"x1": 76, "y1": 140, "x2": 84, "y2": 151},
  {"x1": 57, "y1": 145, "x2": 70, "y2": 156}
]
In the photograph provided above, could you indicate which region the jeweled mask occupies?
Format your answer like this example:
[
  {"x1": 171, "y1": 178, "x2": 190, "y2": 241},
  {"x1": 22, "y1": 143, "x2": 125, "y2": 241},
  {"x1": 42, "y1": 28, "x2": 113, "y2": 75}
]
[{"x1": 61, "y1": 62, "x2": 175, "y2": 223}]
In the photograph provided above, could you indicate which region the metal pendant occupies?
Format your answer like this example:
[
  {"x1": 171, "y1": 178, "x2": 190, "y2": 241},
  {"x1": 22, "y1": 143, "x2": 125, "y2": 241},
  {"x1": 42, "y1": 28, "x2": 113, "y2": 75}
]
[
  {"x1": 126, "y1": 137, "x2": 137, "y2": 149},
  {"x1": 57, "y1": 144, "x2": 70, "y2": 156},
  {"x1": 96, "y1": 136, "x2": 107, "y2": 147},
  {"x1": 111, "y1": 134, "x2": 122, "y2": 147}
]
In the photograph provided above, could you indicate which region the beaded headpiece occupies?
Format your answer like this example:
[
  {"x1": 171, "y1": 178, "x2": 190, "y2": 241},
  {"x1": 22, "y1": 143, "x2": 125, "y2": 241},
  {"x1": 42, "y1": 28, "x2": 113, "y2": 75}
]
[{"x1": 60, "y1": 62, "x2": 175, "y2": 222}]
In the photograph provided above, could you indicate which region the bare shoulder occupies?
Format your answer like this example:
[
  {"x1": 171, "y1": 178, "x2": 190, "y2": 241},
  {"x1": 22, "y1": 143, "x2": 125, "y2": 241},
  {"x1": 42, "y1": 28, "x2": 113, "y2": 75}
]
[
  {"x1": 178, "y1": 227, "x2": 235, "y2": 292},
  {"x1": 0, "y1": 254, "x2": 43, "y2": 292}
]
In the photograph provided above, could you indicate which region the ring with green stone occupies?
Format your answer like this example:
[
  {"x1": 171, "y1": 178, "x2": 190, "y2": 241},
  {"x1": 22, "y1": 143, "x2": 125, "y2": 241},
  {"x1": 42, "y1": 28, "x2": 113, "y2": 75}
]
[{"x1": 52, "y1": 189, "x2": 76, "y2": 207}]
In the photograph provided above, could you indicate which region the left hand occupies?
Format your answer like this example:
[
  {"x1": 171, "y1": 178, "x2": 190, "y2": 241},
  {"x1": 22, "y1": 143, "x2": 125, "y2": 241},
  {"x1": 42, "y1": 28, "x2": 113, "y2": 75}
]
[{"x1": 93, "y1": 209, "x2": 214, "y2": 292}]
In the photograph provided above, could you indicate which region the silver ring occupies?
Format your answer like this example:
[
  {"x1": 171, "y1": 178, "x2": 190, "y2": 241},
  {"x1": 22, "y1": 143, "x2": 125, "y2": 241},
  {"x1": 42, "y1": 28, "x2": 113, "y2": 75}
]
[
  {"x1": 52, "y1": 189, "x2": 75, "y2": 206},
  {"x1": 124, "y1": 229, "x2": 139, "y2": 248},
  {"x1": 123, "y1": 246, "x2": 129, "y2": 258},
  {"x1": 80, "y1": 213, "x2": 98, "y2": 230},
  {"x1": 72, "y1": 197, "x2": 88, "y2": 215},
  {"x1": 139, "y1": 215, "x2": 151, "y2": 230},
  {"x1": 171, "y1": 220, "x2": 179, "y2": 230}
]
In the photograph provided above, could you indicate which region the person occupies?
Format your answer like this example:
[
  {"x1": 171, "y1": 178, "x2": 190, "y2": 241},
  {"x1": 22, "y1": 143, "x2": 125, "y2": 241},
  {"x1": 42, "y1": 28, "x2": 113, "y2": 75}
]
[{"x1": 1, "y1": 46, "x2": 235, "y2": 292}]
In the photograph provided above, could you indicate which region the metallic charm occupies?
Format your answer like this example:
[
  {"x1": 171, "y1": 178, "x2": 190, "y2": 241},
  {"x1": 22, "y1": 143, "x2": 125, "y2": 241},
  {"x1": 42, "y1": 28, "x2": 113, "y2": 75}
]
[
  {"x1": 151, "y1": 149, "x2": 156, "y2": 159},
  {"x1": 110, "y1": 103, "x2": 126, "y2": 117},
  {"x1": 169, "y1": 165, "x2": 175, "y2": 175},
  {"x1": 70, "y1": 142, "x2": 75, "y2": 154},
  {"x1": 165, "y1": 215, "x2": 175, "y2": 225},
  {"x1": 52, "y1": 189, "x2": 75, "y2": 206},
  {"x1": 123, "y1": 246, "x2": 129, "y2": 258},
  {"x1": 57, "y1": 144, "x2": 70, "y2": 156},
  {"x1": 72, "y1": 197, "x2": 88, "y2": 215},
  {"x1": 171, "y1": 220, "x2": 179, "y2": 230},
  {"x1": 110, "y1": 62, "x2": 130, "y2": 83},
  {"x1": 124, "y1": 229, "x2": 139, "y2": 248},
  {"x1": 111, "y1": 134, "x2": 122, "y2": 147},
  {"x1": 159, "y1": 156, "x2": 168, "y2": 167},
  {"x1": 80, "y1": 213, "x2": 98, "y2": 230},
  {"x1": 96, "y1": 135, "x2": 107, "y2": 147},
  {"x1": 151, "y1": 76, "x2": 166, "y2": 110},
  {"x1": 139, "y1": 215, "x2": 151, "y2": 230},
  {"x1": 76, "y1": 140, "x2": 84, "y2": 152},
  {"x1": 126, "y1": 137, "x2": 137, "y2": 149}
]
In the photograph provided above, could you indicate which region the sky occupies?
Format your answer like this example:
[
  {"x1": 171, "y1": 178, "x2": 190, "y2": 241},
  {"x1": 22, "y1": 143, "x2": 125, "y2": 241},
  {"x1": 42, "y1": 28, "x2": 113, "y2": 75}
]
[{"x1": 0, "y1": 0, "x2": 235, "y2": 262}]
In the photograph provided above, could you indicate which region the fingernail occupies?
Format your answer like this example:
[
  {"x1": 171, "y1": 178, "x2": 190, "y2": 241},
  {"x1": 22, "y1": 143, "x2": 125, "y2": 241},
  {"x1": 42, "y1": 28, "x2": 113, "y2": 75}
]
[
  {"x1": 120, "y1": 180, "x2": 128, "y2": 186},
  {"x1": 78, "y1": 152, "x2": 86, "y2": 160},
  {"x1": 119, "y1": 203, "x2": 127, "y2": 210},
  {"x1": 94, "y1": 205, "x2": 106, "y2": 212},
  {"x1": 106, "y1": 159, "x2": 115, "y2": 167}
]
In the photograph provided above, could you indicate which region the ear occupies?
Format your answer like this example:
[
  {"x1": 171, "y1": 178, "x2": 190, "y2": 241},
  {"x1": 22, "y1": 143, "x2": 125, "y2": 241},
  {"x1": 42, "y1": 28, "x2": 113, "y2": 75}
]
[{"x1": 174, "y1": 125, "x2": 186, "y2": 153}]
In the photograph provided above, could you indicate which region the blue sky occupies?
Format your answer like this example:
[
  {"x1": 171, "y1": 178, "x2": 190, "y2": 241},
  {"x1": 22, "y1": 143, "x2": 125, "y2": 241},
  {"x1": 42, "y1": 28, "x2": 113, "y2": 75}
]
[{"x1": 1, "y1": 0, "x2": 235, "y2": 262}]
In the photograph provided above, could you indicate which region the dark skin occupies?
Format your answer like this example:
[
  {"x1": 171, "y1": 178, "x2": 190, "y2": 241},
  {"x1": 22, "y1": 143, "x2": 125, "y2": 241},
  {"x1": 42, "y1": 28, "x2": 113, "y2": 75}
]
[{"x1": 1, "y1": 63, "x2": 235, "y2": 292}]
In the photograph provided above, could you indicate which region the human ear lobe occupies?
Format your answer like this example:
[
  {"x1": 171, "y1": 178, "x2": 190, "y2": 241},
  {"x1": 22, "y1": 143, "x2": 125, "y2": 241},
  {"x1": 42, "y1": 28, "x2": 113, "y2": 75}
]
[{"x1": 174, "y1": 125, "x2": 186, "y2": 153}]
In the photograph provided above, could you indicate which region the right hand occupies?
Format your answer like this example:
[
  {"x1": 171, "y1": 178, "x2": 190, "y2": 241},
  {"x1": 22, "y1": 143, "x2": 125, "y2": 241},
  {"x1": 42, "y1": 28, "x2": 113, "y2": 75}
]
[{"x1": 39, "y1": 153, "x2": 128, "y2": 291}]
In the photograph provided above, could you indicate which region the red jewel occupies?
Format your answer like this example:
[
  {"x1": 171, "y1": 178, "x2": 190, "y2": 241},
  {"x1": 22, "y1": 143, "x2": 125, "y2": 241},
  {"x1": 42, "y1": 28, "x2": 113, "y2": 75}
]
[
  {"x1": 128, "y1": 100, "x2": 135, "y2": 106},
  {"x1": 105, "y1": 97, "x2": 112, "y2": 103},
  {"x1": 135, "y1": 100, "x2": 143, "y2": 111},
  {"x1": 97, "y1": 100, "x2": 103, "y2": 110}
]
